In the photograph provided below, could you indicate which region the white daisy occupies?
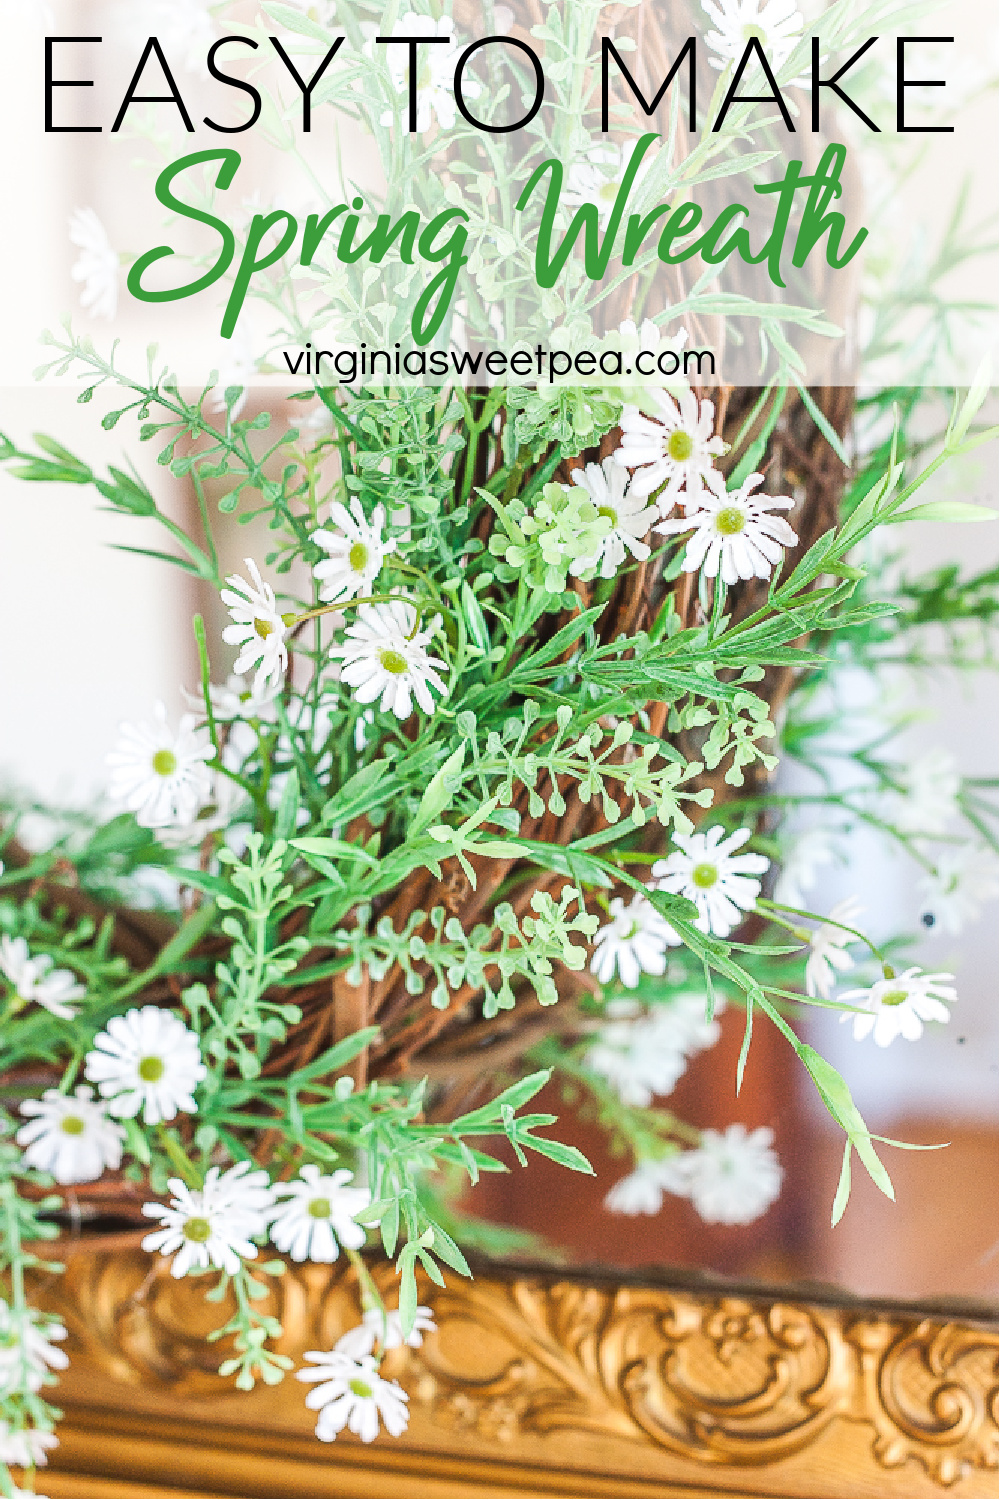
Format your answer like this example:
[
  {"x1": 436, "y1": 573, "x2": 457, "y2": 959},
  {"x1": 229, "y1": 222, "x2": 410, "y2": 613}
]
[
  {"x1": 657, "y1": 470, "x2": 798, "y2": 586},
  {"x1": 0, "y1": 936, "x2": 85, "y2": 1020},
  {"x1": 918, "y1": 845, "x2": 999, "y2": 936},
  {"x1": 564, "y1": 139, "x2": 649, "y2": 228},
  {"x1": 335, "y1": 1304, "x2": 436, "y2": 1360},
  {"x1": 142, "y1": 1162, "x2": 275, "y2": 1278},
  {"x1": 590, "y1": 894, "x2": 680, "y2": 989},
  {"x1": 614, "y1": 387, "x2": 727, "y2": 509},
  {"x1": 804, "y1": 897, "x2": 864, "y2": 1001},
  {"x1": 604, "y1": 1154, "x2": 690, "y2": 1216},
  {"x1": 838, "y1": 966, "x2": 956, "y2": 1047},
  {"x1": 268, "y1": 1165, "x2": 370, "y2": 1263},
  {"x1": 702, "y1": 0, "x2": 804, "y2": 73},
  {"x1": 891, "y1": 748, "x2": 961, "y2": 836},
  {"x1": 653, "y1": 825, "x2": 768, "y2": 938},
  {"x1": 106, "y1": 702, "x2": 215, "y2": 830},
  {"x1": 296, "y1": 1350, "x2": 410, "y2": 1443},
  {"x1": 84, "y1": 1005, "x2": 206, "y2": 1126},
  {"x1": 586, "y1": 993, "x2": 723, "y2": 1107},
  {"x1": 330, "y1": 600, "x2": 448, "y2": 720},
  {"x1": 68, "y1": 208, "x2": 119, "y2": 321},
  {"x1": 378, "y1": 14, "x2": 479, "y2": 134},
  {"x1": 221, "y1": 559, "x2": 292, "y2": 694},
  {"x1": 683, "y1": 1124, "x2": 783, "y2": 1225},
  {"x1": 0, "y1": 1422, "x2": 58, "y2": 1468},
  {"x1": 567, "y1": 460, "x2": 658, "y2": 579},
  {"x1": 16, "y1": 1087, "x2": 125, "y2": 1186},
  {"x1": 311, "y1": 499, "x2": 397, "y2": 605},
  {"x1": 0, "y1": 1302, "x2": 68, "y2": 1396}
]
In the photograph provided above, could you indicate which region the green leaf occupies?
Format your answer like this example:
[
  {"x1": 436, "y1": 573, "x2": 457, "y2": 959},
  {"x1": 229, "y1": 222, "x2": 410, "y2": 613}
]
[
  {"x1": 518, "y1": 1130, "x2": 594, "y2": 1174},
  {"x1": 831, "y1": 1141, "x2": 852, "y2": 1227},
  {"x1": 793, "y1": 382, "x2": 849, "y2": 466},
  {"x1": 289, "y1": 1027, "x2": 380, "y2": 1083},
  {"x1": 322, "y1": 762, "x2": 399, "y2": 829},
  {"x1": 410, "y1": 744, "x2": 466, "y2": 838},
  {"x1": 274, "y1": 768, "x2": 301, "y2": 842},
  {"x1": 461, "y1": 582, "x2": 490, "y2": 654},
  {"x1": 425, "y1": 1220, "x2": 471, "y2": 1277},
  {"x1": 885, "y1": 501, "x2": 997, "y2": 524},
  {"x1": 513, "y1": 603, "x2": 605, "y2": 674}
]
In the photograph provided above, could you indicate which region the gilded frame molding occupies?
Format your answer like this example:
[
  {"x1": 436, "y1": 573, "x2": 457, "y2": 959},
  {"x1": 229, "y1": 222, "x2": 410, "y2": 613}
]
[{"x1": 26, "y1": 1232, "x2": 998, "y2": 1499}]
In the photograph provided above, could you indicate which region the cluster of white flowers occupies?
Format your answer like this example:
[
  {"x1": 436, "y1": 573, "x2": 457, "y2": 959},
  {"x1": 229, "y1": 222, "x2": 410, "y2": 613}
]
[
  {"x1": 0, "y1": 936, "x2": 85, "y2": 1020},
  {"x1": 15, "y1": 1005, "x2": 209, "y2": 1185},
  {"x1": 589, "y1": 828, "x2": 767, "y2": 998},
  {"x1": 606, "y1": 1124, "x2": 783, "y2": 1225},
  {"x1": 585, "y1": 994, "x2": 723, "y2": 1107},
  {"x1": 612, "y1": 383, "x2": 798, "y2": 587},
  {"x1": 139, "y1": 1160, "x2": 371, "y2": 1278}
]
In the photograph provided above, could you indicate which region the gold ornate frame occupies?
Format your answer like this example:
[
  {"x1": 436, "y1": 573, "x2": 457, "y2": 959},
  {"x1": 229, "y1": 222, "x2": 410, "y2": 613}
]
[{"x1": 28, "y1": 1232, "x2": 998, "y2": 1499}]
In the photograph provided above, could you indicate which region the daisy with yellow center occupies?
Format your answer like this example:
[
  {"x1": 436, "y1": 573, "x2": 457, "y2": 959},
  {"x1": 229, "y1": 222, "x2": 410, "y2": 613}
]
[
  {"x1": 311, "y1": 498, "x2": 397, "y2": 606},
  {"x1": 614, "y1": 386, "x2": 727, "y2": 512},
  {"x1": 221, "y1": 557, "x2": 293, "y2": 694},
  {"x1": 141, "y1": 1161, "x2": 275, "y2": 1278},
  {"x1": 563, "y1": 139, "x2": 650, "y2": 228},
  {"x1": 656, "y1": 469, "x2": 797, "y2": 587},
  {"x1": 653, "y1": 825, "x2": 769, "y2": 937},
  {"x1": 838, "y1": 966, "x2": 957, "y2": 1047},
  {"x1": 567, "y1": 457, "x2": 659, "y2": 579},
  {"x1": 329, "y1": 598, "x2": 448, "y2": 721},
  {"x1": 16, "y1": 1086, "x2": 125, "y2": 1185},
  {"x1": 296, "y1": 1350, "x2": 410, "y2": 1443},
  {"x1": 85, "y1": 1004, "x2": 206, "y2": 1125},
  {"x1": 106, "y1": 701, "x2": 215, "y2": 830}
]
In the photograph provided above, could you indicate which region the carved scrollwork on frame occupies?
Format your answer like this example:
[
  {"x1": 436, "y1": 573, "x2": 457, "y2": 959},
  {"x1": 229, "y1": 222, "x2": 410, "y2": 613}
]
[
  {"x1": 848, "y1": 1316, "x2": 1000, "y2": 1487},
  {"x1": 30, "y1": 1240, "x2": 999, "y2": 1497}
]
